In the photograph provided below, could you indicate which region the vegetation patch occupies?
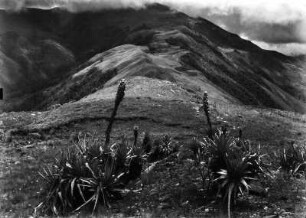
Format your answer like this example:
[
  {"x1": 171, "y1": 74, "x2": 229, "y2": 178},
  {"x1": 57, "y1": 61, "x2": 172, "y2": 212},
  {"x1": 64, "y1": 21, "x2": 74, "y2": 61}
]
[{"x1": 1, "y1": 84, "x2": 306, "y2": 217}]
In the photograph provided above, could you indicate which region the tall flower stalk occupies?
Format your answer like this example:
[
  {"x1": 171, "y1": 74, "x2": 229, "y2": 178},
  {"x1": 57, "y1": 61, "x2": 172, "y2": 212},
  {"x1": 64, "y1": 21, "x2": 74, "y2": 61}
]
[
  {"x1": 105, "y1": 80, "x2": 126, "y2": 147},
  {"x1": 203, "y1": 91, "x2": 212, "y2": 138}
]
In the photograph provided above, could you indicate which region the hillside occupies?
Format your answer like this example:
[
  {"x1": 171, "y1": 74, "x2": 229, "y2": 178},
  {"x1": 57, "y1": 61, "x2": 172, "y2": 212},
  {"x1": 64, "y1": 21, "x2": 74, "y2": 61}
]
[
  {"x1": 0, "y1": 4, "x2": 305, "y2": 113},
  {"x1": 1, "y1": 4, "x2": 306, "y2": 217}
]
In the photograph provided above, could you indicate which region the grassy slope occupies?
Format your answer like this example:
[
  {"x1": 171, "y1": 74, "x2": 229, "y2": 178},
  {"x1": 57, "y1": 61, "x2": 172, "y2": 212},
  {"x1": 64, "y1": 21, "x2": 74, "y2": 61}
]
[
  {"x1": 1, "y1": 4, "x2": 306, "y2": 112},
  {"x1": 1, "y1": 89, "x2": 306, "y2": 217},
  {"x1": 1, "y1": 3, "x2": 306, "y2": 217}
]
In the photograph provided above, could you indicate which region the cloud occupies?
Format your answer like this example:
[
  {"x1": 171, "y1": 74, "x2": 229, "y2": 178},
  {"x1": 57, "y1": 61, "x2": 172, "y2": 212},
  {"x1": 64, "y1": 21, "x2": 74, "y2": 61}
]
[
  {"x1": 252, "y1": 41, "x2": 306, "y2": 56},
  {"x1": 155, "y1": 0, "x2": 306, "y2": 54},
  {"x1": 0, "y1": 0, "x2": 26, "y2": 11},
  {"x1": 196, "y1": 9, "x2": 305, "y2": 44},
  {"x1": 1, "y1": 0, "x2": 306, "y2": 53},
  {"x1": 153, "y1": 0, "x2": 306, "y2": 44}
]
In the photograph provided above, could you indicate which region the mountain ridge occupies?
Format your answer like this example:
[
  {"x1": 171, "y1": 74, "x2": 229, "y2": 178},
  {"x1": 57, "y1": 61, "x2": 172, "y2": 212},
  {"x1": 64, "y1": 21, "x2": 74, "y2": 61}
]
[{"x1": 0, "y1": 3, "x2": 305, "y2": 113}]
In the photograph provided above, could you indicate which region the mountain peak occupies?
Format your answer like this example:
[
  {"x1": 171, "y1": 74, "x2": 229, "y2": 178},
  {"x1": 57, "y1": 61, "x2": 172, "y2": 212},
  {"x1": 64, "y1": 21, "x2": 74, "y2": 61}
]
[
  {"x1": 145, "y1": 3, "x2": 171, "y2": 11},
  {"x1": 1, "y1": 4, "x2": 305, "y2": 113}
]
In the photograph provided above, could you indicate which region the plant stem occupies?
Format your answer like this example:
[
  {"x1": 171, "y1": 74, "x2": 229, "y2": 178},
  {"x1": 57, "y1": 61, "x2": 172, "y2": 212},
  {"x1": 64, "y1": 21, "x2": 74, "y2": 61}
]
[
  {"x1": 228, "y1": 184, "x2": 234, "y2": 218},
  {"x1": 105, "y1": 80, "x2": 126, "y2": 147},
  {"x1": 105, "y1": 103, "x2": 119, "y2": 146},
  {"x1": 203, "y1": 92, "x2": 213, "y2": 139},
  {"x1": 133, "y1": 126, "x2": 139, "y2": 148}
]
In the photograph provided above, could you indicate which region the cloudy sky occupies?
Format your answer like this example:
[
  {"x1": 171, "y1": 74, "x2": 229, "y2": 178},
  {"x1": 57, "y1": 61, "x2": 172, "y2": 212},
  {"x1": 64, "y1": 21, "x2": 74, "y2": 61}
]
[{"x1": 1, "y1": 0, "x2": 306, "y2": 55}]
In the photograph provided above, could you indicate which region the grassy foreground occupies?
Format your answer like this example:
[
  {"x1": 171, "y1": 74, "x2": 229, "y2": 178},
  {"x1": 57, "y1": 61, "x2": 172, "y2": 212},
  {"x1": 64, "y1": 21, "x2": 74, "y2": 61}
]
[{"x1": 0, "y1": 83, "x2": 306, "y2": 217}]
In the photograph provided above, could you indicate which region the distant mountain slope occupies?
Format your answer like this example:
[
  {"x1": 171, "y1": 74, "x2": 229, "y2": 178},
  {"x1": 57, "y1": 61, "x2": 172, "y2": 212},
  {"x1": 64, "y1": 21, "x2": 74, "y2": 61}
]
[
  {"x1": 0, "y1": 30, "x2": 75, "y2": 97},
  {"x1": 1, "y1": 4, "x2": 305, "y2": 113}
]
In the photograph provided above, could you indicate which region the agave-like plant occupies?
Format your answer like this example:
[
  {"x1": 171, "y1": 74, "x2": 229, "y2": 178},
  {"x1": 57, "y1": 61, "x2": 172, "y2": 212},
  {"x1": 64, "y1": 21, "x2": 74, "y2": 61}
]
[
  {"x1": 279, "y1": 142, "x2": 306, "y2": 177},
  {"x1": 159, "y1": 135, "x2": 177, "y2": 156},
  {"x1": 73, "y1": 157, "x2": 125, "y2": 211},
  {"x1": 182, "y1": 129, "x2": 247, "y2": 193},
  {"x1": 215, "y1": 153, "x2": 261, "y2": 218},
  {"x1": 36, "y1": 135, "x2": 133, "y2": 216},
  {"x1": 200, "y1": 128, "x2": 268, "y2": 218},
  {"x1": 147, "y1": 134, "x2": 178, "y2": 162},
  {"x1": 205, "y1": 129, "x2": 237, "y2": 175}
]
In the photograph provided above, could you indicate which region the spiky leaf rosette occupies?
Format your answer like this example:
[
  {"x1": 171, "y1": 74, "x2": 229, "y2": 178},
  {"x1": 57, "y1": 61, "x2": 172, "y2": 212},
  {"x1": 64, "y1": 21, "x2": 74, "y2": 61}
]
[
  {"x1": 36, "y1": 136, "x2": 129, "y2": 216},
  {"x1": 215, "y1": 154, "x2": 258, "y2": 218},
  {"x1": 279, "y1": 143, "x2": 306, "y2": 177},
  {"x1": 205, "y1": 129, "x2": 236, "y2": 174}
]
